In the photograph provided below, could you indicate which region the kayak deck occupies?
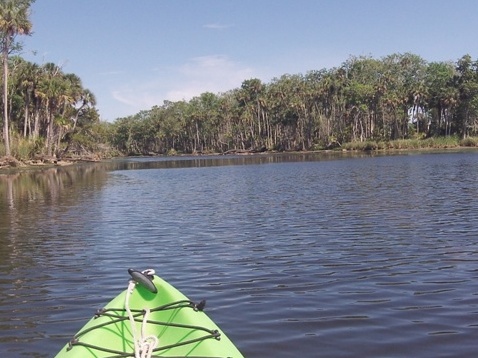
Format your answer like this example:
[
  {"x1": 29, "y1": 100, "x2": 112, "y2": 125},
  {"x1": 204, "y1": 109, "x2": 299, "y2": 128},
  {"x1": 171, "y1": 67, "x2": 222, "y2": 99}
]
[{"x1": 55, "y1": 271, "x2": 244, "y2": 357}]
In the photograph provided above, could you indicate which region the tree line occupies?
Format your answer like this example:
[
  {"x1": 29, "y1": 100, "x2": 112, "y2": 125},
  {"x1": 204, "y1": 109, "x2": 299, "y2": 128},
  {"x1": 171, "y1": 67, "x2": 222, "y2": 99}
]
[
  {"x1": 1, "y1": 0, "x2": 100, "y2": 161},
  {"x1": 2, "y1": 0, "x2": 478, "y2": 161},
  {"x1": 110, "y1": 53, "x2": 478, "y2": 155}
]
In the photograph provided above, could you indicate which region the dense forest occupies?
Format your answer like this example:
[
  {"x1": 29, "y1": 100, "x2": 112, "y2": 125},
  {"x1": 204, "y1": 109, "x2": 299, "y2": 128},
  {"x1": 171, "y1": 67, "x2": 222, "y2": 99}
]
[
  {"x1": 2, "y1": 0, "x2": 478, "y2": 163},
  {"x1": 111, "y1": 53, "x2": 478, "y2": 155}
]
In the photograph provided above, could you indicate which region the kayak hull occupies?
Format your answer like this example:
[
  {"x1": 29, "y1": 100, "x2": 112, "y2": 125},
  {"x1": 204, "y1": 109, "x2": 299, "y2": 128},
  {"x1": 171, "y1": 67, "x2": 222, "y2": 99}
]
[{"x1": 54, "y1": 274, "x2": 243, "y2": 357}]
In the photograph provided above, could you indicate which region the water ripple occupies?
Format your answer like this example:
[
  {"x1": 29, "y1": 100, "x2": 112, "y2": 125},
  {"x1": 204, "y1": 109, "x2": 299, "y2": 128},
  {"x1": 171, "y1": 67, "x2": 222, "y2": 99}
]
[{"x1": 1, "y1": 152, "x2": 478, "y2": 357}]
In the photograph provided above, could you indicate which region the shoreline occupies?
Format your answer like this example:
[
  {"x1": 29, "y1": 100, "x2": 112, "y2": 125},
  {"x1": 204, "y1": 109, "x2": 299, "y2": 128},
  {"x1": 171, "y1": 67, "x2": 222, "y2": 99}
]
[
  {"x1": 2, "y1": 145, "x2": 478, "y2": 174},
  {"x1": 0, "y1": 155, "x2": 101, "y2": 172}
]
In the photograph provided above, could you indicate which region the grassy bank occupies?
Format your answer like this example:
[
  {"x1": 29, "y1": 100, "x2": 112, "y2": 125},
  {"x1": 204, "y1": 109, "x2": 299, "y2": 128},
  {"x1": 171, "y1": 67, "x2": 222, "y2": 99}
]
[
  {"x1": 340, "y1": 136, "x2": 478, "y2": 151},
  {"x1": 2, "y1": 135, "x2": 478, "y2": 170}
]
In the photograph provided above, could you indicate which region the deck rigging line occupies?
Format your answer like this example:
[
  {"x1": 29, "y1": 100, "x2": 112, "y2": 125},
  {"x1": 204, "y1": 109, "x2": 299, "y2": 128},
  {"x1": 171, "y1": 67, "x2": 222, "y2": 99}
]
[{"x1": 66, "y1": 299, "x2": 222, "y2": 358}]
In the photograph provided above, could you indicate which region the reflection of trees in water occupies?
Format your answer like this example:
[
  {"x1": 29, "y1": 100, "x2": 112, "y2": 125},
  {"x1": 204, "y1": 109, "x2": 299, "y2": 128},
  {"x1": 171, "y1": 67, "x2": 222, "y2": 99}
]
[
  {"x1": 0, "y1": 165, "x2": 108, "y2": 272},
  {"x1": 0, "y1": 153, "x2": 382, "y2": 270},
  {"x1": 0, "y1": 165, "x2": 109, "y2": 353},
  {"x1": 0, "y1": 165, "x2": 107, "y2": 209},
  {"x1": 106, "y1": 151, "x2": 378, "y2": 170}
]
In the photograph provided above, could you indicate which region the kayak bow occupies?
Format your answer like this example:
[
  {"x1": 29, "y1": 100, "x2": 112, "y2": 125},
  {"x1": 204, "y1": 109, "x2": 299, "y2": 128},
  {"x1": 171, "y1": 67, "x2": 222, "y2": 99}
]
[{"x1": 54, "y1": 269, "x2": 244, "y2": 358}]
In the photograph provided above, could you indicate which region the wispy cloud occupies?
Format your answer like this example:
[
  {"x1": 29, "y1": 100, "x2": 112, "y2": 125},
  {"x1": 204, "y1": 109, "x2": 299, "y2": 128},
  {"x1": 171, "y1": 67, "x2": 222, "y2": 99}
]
[
  {"x1": 166, "y1": 55, "x2": 255, "y2": 100},
  {"x1": 110, "y1": 55, "x2": 257, "y2": 114},
  {"x1": 203, "y1": 23, "x2": 233, "y2": 30}
]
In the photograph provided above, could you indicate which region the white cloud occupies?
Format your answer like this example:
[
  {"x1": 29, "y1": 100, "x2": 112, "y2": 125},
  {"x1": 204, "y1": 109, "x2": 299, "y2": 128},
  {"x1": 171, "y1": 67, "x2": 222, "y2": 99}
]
[
  {"x1": 203, "y1": 23, "x2": 233, "y2": 30},
  {"x1": 109, "y1": 55, "x2": 257, "y2": 115},
  {"x1": 166, "y1": 55, "x2": 254, "y2": 100}
]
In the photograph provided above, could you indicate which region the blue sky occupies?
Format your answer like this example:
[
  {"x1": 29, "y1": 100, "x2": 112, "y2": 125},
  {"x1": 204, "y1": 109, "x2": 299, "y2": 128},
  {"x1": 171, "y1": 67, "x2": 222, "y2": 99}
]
[{"x1": 21, "y1": 0, "x2": 478, "y2": 121}]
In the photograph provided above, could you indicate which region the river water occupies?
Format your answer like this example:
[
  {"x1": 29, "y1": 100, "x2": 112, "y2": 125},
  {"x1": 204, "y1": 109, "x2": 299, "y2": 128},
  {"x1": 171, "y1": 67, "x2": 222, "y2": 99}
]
[{"x1": 1, "y1": 151, "x2": 478, "y2": 357}]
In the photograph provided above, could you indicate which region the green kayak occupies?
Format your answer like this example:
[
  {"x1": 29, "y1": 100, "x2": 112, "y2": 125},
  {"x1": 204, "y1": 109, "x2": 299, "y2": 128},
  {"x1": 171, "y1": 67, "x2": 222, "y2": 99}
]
[{"x1": 55, "y1": 269, "x2": 244, "y2": 358}]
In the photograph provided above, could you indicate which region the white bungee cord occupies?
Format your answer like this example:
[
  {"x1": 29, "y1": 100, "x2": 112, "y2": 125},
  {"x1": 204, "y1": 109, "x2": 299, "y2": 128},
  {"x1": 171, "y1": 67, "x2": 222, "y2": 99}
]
[{"x1": 125, "y1": 269, "x2": 159, "y2": 358}]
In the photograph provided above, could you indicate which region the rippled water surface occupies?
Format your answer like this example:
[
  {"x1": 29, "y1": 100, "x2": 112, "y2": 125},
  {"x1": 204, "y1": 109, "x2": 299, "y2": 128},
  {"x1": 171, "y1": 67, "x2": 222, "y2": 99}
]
[{"x1": 1, "y1": 151, "x2": 478, "y2": 357}]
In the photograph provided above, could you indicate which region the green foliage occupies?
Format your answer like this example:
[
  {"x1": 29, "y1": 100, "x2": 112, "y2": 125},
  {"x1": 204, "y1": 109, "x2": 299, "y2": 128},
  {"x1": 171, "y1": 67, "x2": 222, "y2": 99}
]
[
  {"x1": 340, "y1": 136, "x2": 468, "y2": 151},
  {"x1": 103, "y1": 53, "x2": 478, "y2": 155},
  {"x1": 342, "y1": 140, "x2": 382, "y2": 151},
  {"x1": 459, "y1": 136, "x2": 478, "y2": 147},
  {"x1": 389, "y1": 139, "x2": 420, "y2": 149},
  {"x1": 0, "y1": 0, "x2": 35, "y2": 156},
  {"x1": 1, "y1": 50, "x2": 98, "y2": 160},
  {"x1": 10, "y1": 134, "x2": 35, "y2": 159},
  {"x1": 422, "y1": 136, "x2": 460, "y2": 148},
  {"x1": 62, "y1": 121, "x2": 116, "y2": 158},
  {"x1": 4, "y1": 47, "x2": 478, "y2": 160}
]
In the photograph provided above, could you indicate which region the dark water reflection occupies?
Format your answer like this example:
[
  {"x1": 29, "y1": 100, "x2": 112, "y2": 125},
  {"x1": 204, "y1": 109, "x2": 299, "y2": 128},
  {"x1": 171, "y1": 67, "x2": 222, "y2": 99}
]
[{"x1": 1, "y1": 151, "x2": 478, "y2": 357}]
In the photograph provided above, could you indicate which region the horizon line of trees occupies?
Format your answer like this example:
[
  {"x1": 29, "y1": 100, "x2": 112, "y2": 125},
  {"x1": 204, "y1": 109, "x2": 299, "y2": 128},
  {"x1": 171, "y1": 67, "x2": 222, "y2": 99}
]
[
  {"x1": 110, "y1": 52, "x2": 478, "y2": 155},
  {"x1": 2, "y1": 0, "x2": 478, "y2": 160}
]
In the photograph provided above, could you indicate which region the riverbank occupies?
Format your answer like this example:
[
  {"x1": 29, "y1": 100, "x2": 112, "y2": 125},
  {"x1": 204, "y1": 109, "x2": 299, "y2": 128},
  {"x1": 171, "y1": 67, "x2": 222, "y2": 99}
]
[
  {"x1": 2, "y1": 136, "x2": 478, "y2": 172},
  {"x1": 340, "y1": 135, "x2": 478, "y2": 151},
  {"x1": 0, "y1": 154, "x2": 101, "y2": 171}
]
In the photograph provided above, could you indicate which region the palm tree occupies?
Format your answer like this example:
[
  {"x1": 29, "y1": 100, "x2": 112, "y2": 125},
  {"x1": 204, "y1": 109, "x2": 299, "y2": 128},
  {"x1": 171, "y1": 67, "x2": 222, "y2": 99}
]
[
  {"x1": 0, "y1": 0, "x2": 33, "y2": 156},
  {"x1": 12, "y1": 57, "x2": 39, "y2": 137},
  {"x1": 35, "y1": 63, "x2": 69, "y2": 156},
  {"x1": 454, "y1": 54, "x2": 478, "y2": 138}
]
